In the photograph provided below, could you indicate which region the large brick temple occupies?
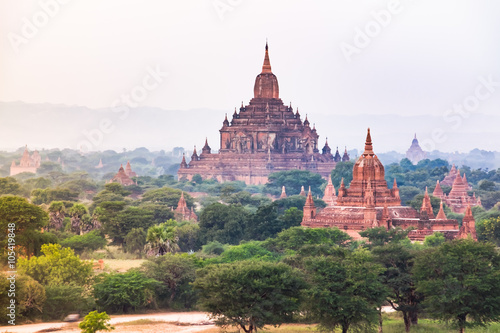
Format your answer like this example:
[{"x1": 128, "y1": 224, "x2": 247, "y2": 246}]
[
  {"x1": 177, "y1": 43, "x2": 345, "y2": 185},
  {"x1": 302, "y1": 129, "x2": 477, "y2": 241}
]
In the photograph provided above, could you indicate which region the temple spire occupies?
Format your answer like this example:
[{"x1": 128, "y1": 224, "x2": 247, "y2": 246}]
[
  {"x1": 436, "y1": 200, "x2": 447, "y2": 220},
  {"x1": 262, "y1": 41, "x2": 272, "y2": 73},
  {"x1": 180, "y1": 153, "x2": 188, "y2": 169},
  {"x1": 363, "y1": 128, "x2": 374, "y2": 156},
  {"x1": 280, "y1": 186, "x2": 287, "y2": 199}
]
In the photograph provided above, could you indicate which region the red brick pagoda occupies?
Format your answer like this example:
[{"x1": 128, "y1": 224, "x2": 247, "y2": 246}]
[
  {"x1": 177, "y1": 43, "x2": 343, "y2": 185},
  {"x1": 108, "y1": 163, "x2": 137, "y2": 186},
  {"x1": 174, "y1": 192, "x2": 198, "y2": 222},
  {"x1": 432, "y1": 172, "x2": 481, "y2": 214},
  {"x1": 302, "y1": 129, "x2": 477, "y2": 241}
]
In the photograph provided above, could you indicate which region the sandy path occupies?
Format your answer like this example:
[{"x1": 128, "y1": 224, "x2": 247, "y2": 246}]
[{"x1": 0, "y1": 312, "x2": 214, "y2": 333}]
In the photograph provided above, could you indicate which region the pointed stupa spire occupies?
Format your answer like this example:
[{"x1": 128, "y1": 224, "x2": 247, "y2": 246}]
[
  {"x1": 280, "y1": 186, "x2": 287, "y2": 199},
  {"x1": 363, "y1": 128, "x2": 374, "y2": 156},
  {"x1": 433, "y1": 180, "x2": 444, "y2": 197},
  {"x1": 176, "y1": 191, "x2": 188, "y2": 212},
  {"x1": 323, "y1": 175, "x2": 337, "y2": 206},
  {"x1": 299, "y1": 186, "x2": 306, "y2": 196},
  {"x1": 261, "y1": 41, "x2": 272, "y2": 73},
  {"x1": 436, "y1": 201, "x2": 447, "y2": 220},
  {"x1": 180, "y1": 153, "x2": 188, "y2": 169},
  {"x1": 202, "y1": 137, "x2": 211, "y2": 154},
  {"x1": 306, "y1": 186, "x2": 313, "y2": 204},
  {"x1": 421, "y1": 186, "x2": 434, "y2": 218},
  {"x1": 393, "y1": 178, "x2": 398, "y2": 189},
  {"x1": 303, "y1": 114, "x2": 310, "y2": 126},
  {"x1": 223, "y1": 113, "x2": 229, "y2": 126},
  {"x1": 191, "y1": 145, "x2": 198, "y2": 161}
]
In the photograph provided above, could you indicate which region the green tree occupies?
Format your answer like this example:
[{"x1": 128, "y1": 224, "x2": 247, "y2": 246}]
[
  {"x1": 0, "y1": 274, "x2": 46, "y2": 325},
  {"x1": 141, "y1": 187, "x2": 194, "y2": 208},
  {"x1": 264, "y1": 226, "x2": 351, "y2": 253},
  {"x1": 19, "y1": 244, "x2": 92, "y2": 286},
  {"x1": 201, "y1": 241, "x2": 227, "y2": 255},
  {"x1": 198, "y1": 203, "x2": 250, "y2": 245},
  {"x1": 477, "y1": 217, "x2": 500, "y2": 245},
  {"x1": 31, "y1": 188, "x2": 79, "y2": 205},
  {"x1": 43, "y1": 284, "x2": 94, "y2": 321},
  {"x1": 359, "y1": 227, "x2": 410, "y2": 247},
  {"x1": 372, "y1": 244, "x2": 422, "y2": 332},
  {"x1": 141, "y1": 253, "x2": 198, "y2": 308},
  {"x1": 60, "y1": 230, "x2": 107, "y2": 254},
  {"x1": 0, "y1": 177, "x2": 26, "y2": 196},
  {"x1": 124, "y1": 228, "x2": 147, "y2": 256},
  {"x1": 330, "y1": 161, "x2": 354, "y2": 188},
  {"x1": 176, "y1": 223, "x2": 201, "y2": 252},
  {"x1": 0, "y1": 196, "x2": 49, "y2": 259},
  {"x1": 215, "y1": 241, "x2": 278, "y2": 263},
  {"x1": 194, "y1": 261, "x2": 306, "y2": 333},
  {"x1": 264, "y1": 169, "x2": 325, "y2": 197},
  {"x1": 423, "y1": 232, "x2": 446, "y2": 247},
  {"x1": 145, "y1": 223, "x2": 179, "y2": 256},
  {"x1": 93, "y1": 271, "x2": 160, "y2": 313},
  {"x1": 100, "y1": 206, "x2": 153, "y2": 246},
  {"x1": 399, "y1": 186, "x2": 421, "y2": 205},
  {"x1": 305, "y1": 248, "x2": 387, "y2": 333},
  {"x1": 414, "y1": 239, "x2": 500, "y2": 333},
  {"x1": 79, "y1": 311, "x2": 114, "y2": 333}
]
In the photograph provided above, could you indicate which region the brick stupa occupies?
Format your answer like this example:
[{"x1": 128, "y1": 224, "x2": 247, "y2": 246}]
[
  {"x1": 302, "y1": 129, "x2": 476, "y2": 241},
  {"x1": 177, "y1": 42, "x2": 346, "y2": 185},
  {"x1": 432, "y1": 171, "x2": 481, "y2": 214},
  {"x1": 109, "y1": 164, "x2": 136, "y2": 186},
  {"x1": 174, "y1": 192, "x2": 198, "y2": 222}
]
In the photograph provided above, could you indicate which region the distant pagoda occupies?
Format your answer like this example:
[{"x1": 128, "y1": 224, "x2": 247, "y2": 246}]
[
  {"x1": 405, "y1": 134, "x2": 426, "y2": 164},
  {"x1": 10, "y1": 146, "x2": 41, "y2": 176},
  {"x1": 177, "y1": 42, "x2": 346, "y2": 185}
]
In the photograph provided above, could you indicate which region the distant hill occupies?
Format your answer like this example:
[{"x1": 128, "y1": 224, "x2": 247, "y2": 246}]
[{"x1": 1, "y1": 101, "x2": 499, "y2": 169}]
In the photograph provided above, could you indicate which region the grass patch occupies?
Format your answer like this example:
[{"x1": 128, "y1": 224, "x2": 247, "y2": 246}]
[
  {"x1": 115, "y1": 319, "x2": 167, "y2": 326},
  {"x1": 100, "y1": 259, "x2": 145, "y2": 272}
]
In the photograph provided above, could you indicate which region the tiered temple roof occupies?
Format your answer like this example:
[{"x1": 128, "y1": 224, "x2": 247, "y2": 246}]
[
  {"x1": 177, "y1": 42, "x2": 347, "y2": 185},
  {"x1": 302, "y1": 129, "x2": 476, "y2": 241}
]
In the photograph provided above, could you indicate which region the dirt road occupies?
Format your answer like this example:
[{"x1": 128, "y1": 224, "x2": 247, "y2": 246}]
[{"x1": 0, "y1": 312, "x2": 214, "y2": 333}]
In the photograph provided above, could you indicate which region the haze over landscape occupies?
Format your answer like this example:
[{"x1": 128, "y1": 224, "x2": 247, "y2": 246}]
[{"x1": 1, "y1": 1, "x2": 500, "y2": 154}]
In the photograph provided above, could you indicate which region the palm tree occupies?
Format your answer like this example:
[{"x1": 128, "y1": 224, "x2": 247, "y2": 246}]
[
  {"x1": 145, "y1": 223, "x2": 180, "y2": 256},
  {"x1": 69, "y1": 203, "x2": 88, "y2": 235},
  {"x1": 48, "y1": 201, "x2": 66, "y2": 231}
]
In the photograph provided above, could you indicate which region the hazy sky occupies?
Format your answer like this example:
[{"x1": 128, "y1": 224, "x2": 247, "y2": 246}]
[{"x1": 1, "y1": 0, "x2": 500, "y2": 152}]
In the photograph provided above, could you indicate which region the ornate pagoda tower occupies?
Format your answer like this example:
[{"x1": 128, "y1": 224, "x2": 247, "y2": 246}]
[{"x1": 178, "y1": 42, "x2": 339, "y2": 185}]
